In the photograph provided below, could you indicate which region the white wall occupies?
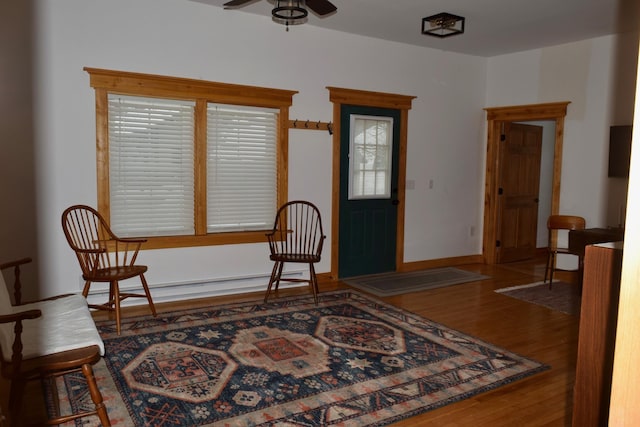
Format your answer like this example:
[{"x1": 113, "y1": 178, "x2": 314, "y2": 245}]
[
  {"x1": 487, "y1": 34, "x2": 638, "y2": 271},
  {"x1": 0, "y1": 0, "x2": 39, "y2": 294},
  {"x1": 34, "y1": 0, "x2": 488, "y2": 300},
  {"x1": 31, "y1": 0, "x2": 638, "y2": 301},
  {"x1": 486, "y1": 34, "x2": 639, "y2": 228}
]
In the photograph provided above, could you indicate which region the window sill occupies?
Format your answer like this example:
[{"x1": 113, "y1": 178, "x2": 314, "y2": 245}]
[{"x1": 139, "y1": 230, "x2": 270, "y2": 250}]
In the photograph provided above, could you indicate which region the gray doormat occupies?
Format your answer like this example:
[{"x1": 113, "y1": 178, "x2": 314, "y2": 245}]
[{"x1": 343, "y1": 267, "x2": 489, "y2": 297}]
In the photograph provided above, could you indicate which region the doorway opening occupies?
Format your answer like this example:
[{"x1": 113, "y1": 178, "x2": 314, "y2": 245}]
[{"x1": 483, "y1": 102, "x2": 570, "y2": 264}]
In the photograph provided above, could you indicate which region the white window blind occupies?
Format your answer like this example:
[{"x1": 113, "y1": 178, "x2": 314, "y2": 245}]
[
  {"x1": 206, "y1": 104, "x2": 278, "y2": 232},
  {"x1": 108, "y1": 95, "x2": 195, "y2": 237}
]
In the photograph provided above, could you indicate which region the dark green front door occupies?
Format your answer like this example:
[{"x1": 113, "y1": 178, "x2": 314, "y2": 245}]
[{"x1": 338, "y1": 105, "x2": 400, "y2": 278}]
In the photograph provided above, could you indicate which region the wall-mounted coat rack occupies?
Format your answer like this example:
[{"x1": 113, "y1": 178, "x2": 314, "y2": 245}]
[{"x1": 288, "y1": 119, "x2": 333, "y2": 135}]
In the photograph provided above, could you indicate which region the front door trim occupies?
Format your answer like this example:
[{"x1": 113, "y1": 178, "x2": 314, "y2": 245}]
[
  {"x1": 327, "y1": 87, "x2": 415, "y2": 279},
  {"x1": 483, "y1": 102, "x2": 570, "y2": 264}
]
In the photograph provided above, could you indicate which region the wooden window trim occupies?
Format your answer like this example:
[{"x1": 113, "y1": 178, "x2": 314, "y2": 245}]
[
  {"x1": 85, "y1": 68, "x2": 297, "y2": 249},
  {"x1": 482, "y1": 102, "x2": 570, "y2": 264}
]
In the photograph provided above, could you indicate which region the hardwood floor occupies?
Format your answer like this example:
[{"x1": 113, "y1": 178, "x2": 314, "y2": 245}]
[
  {"x1": 386, "y1": 260, "x2": 578, "y2": 427},
  {"x1": 3, "y1": 256, "x2": 579, "y2": 426}
]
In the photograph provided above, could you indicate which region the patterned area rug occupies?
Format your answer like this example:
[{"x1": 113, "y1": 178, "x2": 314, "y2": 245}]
[
  {"x1": 495, "y1": 281, "x2": 581, "y2": 315},
  {"x1": 50, "y1": 290, "x2": 547, "y2": 426},
  {"x1": 343, "y1": 268, "x2": 489, "y2": 296}
]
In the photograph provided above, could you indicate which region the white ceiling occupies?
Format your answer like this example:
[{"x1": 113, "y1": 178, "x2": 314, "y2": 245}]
[{"x1": 191, "y1": 0, "x2": 639, "y2": 57}]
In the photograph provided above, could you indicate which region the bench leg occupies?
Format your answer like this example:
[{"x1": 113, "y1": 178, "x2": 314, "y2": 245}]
[
  {"x1": 82, "y1": 363, "x2": 111, "y2": 426},
  {"x1": 9, "y1": 378, "x2": 26, "y2": 427}
]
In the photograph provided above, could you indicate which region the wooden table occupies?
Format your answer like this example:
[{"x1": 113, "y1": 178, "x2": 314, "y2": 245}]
[
  {"x1": 568, "y1": 227, "x2": 624, "y2": 284},
  {"x1": 568, "y1": 227, "x2": 625, "y2": 258}
]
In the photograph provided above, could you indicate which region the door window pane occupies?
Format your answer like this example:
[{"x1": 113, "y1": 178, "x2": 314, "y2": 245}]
[{"x1": 348, "y1": 115, "x2": 394, "y2": 199}]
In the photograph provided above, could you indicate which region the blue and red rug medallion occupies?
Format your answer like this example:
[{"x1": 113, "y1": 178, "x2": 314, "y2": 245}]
[{"x1": 51, "y1": 291, "x2": 548, "y2": 426}]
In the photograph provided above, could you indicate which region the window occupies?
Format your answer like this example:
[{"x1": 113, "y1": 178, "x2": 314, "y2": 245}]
[
  {"x1": 109, "y1": 95, "x2": 196, "y2": 237},
  {"x1": 348, "y1": 115, "x2": 394, "y2": 199},
  {"x1": 205, "y1": 104, "x2": 278, "y2": 233},
  {"x1": 86, "y1": 68, "x2": 297, "y2": 249}
]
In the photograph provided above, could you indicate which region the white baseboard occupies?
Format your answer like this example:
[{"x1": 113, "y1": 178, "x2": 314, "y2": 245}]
[{"x1": 84, "y1": 269, "x2": 307, "y2": 307}]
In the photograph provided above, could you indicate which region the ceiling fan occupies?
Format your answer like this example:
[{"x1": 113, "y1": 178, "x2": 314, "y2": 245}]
[{"x1": 224, "y1": 0, "x2": 337, "y2": 29}]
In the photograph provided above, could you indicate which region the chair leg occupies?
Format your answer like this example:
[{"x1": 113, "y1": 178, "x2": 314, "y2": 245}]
[
  {"x1": 82, "y1": 363, "x2": 111, "y2": 426},
  {"x1": 112, "y1": 280, "x2": 122, "y2": 335},
  {"x1": 274, "y1": 262, "x2": 284, "y2": 292},
  {"x1": 108, "y1": 282, "x2": 116, "y2": 310},
  {"x1": 139, "y1": 273, "x2": 157, "y2": 317},
  {"x1": 548, "y1": 253, "x2": 556, "y2": 289},
  {"x1": 81, "y1": 280, "x2": 92, "y2": 298},
  {"x1": 544, "y1": 252, "x2": 551, "y2": 283},
  {"x1": 309, "y1": 263, "x2": 319, "y2": 305},
  {"x1": 264, "y1": 261, "x2": 281, "y2": 303}
]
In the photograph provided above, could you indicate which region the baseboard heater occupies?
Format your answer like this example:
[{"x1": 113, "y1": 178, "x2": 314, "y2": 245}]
[{"x1": 83, "y1": 269, "x2": 306, "y2": 307}]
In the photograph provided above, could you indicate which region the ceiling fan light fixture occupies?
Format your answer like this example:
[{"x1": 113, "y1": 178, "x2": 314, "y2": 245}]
[
  {"x1": 272, "y1": 0, "x2": 308, "y2": 30},
  {"x1": 422, "y1": 12, "x2": 465, "y2": 38}
]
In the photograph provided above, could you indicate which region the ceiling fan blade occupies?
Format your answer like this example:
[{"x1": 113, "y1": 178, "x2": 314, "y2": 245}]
[
  {"x1": 305, "y1": 0, "x2": 337, "y2": 16},
  {"x1": 223, "y1": 0, "x2": 255, "y2": 8}
]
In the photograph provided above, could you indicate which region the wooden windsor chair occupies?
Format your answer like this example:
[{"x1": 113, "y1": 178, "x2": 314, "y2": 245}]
[
  {"x1": 0, "y1": 258, "x2": 110, "y2": 426},
  {"x1": 544, "y1": 214, "x2": 586, "y2": 288},
  {"x1": 265, "y1": 200, "x2": 326, "y2": 304},
  {"x1": 61, "y1": 205, "x2": 156, "y2": 335}
]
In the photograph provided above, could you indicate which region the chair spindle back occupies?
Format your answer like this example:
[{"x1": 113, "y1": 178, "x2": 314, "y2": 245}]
[{"x1": 271, "y1": 201, "x2": 324, "y2": 257}]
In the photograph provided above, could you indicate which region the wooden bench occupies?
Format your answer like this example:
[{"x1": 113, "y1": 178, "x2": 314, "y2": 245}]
[{"x1": 0, "y1": 258, "x2": 111, "y2": 426}]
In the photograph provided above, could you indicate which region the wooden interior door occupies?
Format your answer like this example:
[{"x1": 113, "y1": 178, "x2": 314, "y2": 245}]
[{"x1": 496, "y1": 122, "x2": 543, "y2": 263}]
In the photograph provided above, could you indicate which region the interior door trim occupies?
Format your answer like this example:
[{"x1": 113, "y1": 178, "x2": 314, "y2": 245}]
[
  {"x1": 327, "y1": 87, "x2": 415, "y2": 279},
  {"x1": 483, "y1": 102, "x2": 570, "y2": 264}
]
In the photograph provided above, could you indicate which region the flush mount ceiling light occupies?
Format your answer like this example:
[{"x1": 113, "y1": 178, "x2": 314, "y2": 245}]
[{"x1": 422, "y1": 12, "x2": 465, "y2": 38}]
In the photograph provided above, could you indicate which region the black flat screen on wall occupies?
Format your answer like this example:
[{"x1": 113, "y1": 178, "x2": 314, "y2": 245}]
[{"x1": 608, "y1": 125, "x2": 632, "y2": 178}]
